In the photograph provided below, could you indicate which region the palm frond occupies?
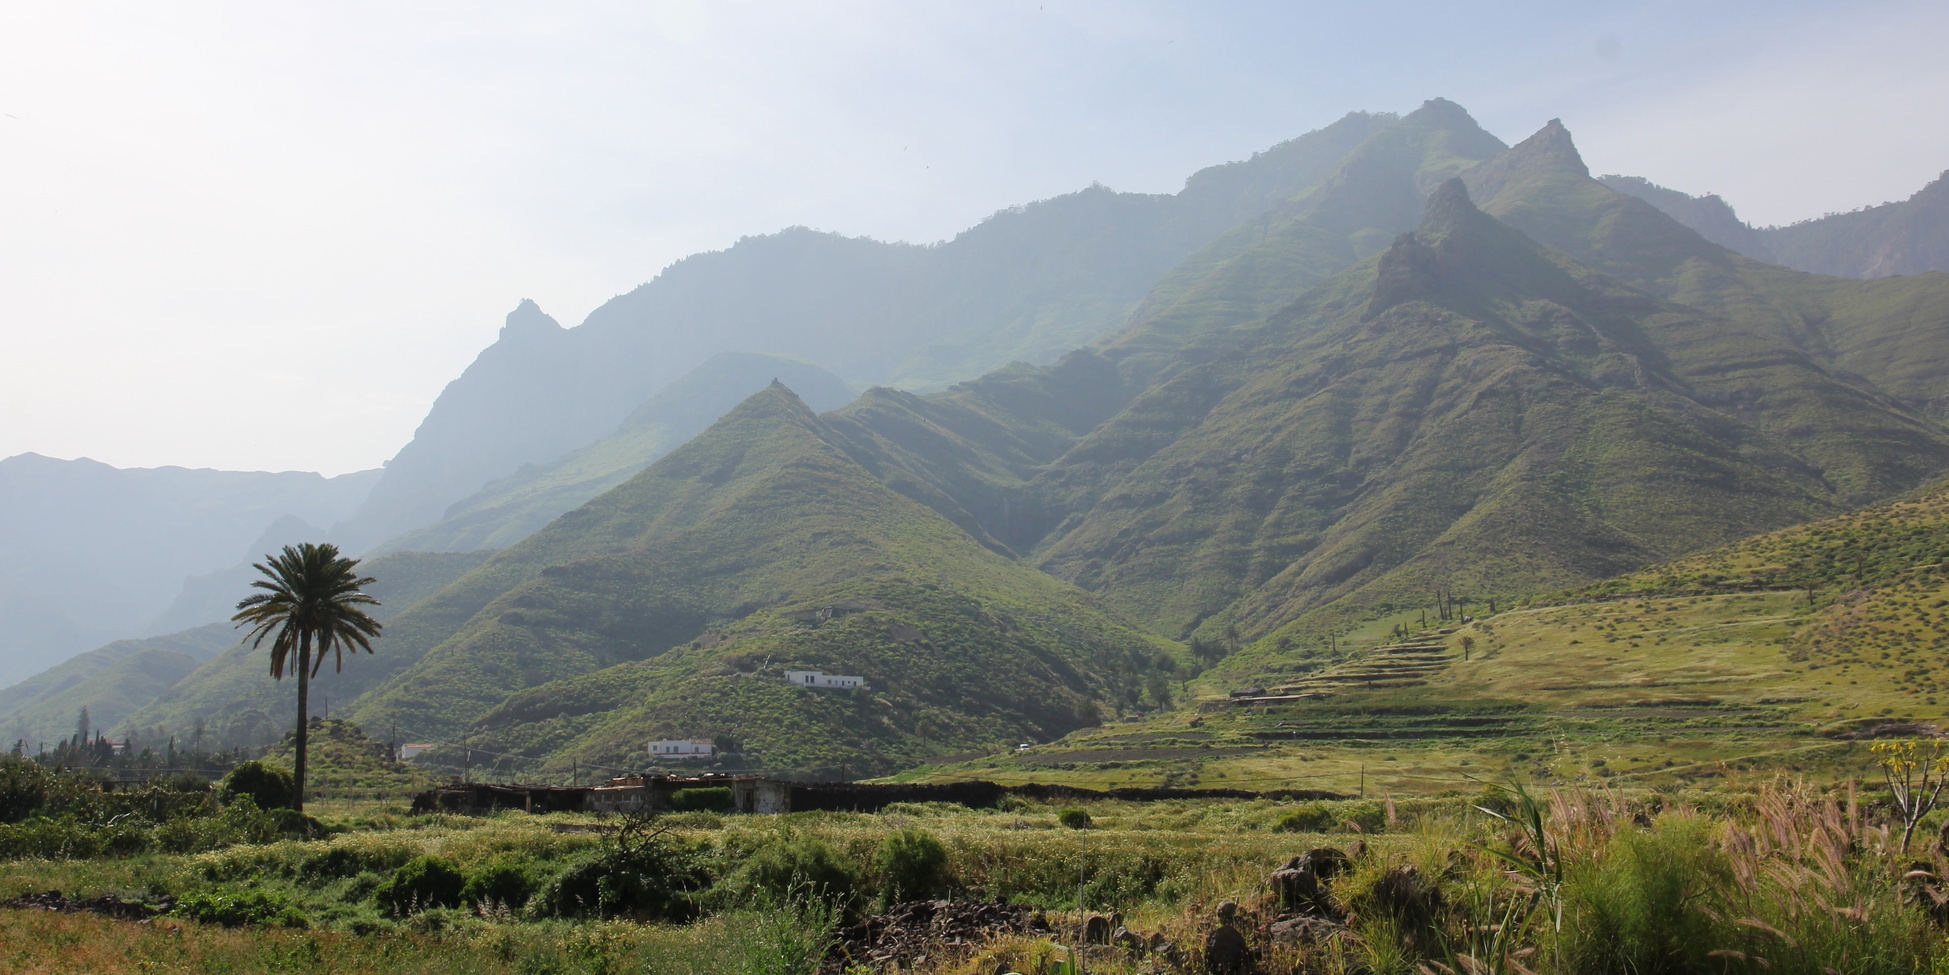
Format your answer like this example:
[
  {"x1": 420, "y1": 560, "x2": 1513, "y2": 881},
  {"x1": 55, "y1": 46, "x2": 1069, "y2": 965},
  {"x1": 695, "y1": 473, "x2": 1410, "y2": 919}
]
[{"x1": 230, "y1": 542, "x2": 384, "y2": 680}]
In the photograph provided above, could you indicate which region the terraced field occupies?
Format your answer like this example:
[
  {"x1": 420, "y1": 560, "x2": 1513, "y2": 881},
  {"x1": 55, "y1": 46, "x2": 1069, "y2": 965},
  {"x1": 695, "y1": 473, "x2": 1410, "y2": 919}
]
[
  {"x1": 914, "y1": 593, "x2": 1923, "y2": 795},
  {"x1": 907, "y1": 480, "x2": 1949, "y2": 795}
]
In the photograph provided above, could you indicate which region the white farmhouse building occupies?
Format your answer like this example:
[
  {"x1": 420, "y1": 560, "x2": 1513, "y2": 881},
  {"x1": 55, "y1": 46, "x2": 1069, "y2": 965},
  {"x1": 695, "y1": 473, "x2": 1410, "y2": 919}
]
[
  {"x1": 647, "y1": 739, "x2": 715, "y2": 760},
  {"x1": 784, "y1": 670, "x2": 867, "y2": 690}
]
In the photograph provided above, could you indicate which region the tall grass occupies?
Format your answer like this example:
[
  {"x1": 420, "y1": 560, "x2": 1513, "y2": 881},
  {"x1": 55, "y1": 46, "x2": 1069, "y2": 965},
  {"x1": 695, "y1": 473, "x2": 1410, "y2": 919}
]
[{"x1": 5, "y1": 787, "x2": 1949, "y2": 973}]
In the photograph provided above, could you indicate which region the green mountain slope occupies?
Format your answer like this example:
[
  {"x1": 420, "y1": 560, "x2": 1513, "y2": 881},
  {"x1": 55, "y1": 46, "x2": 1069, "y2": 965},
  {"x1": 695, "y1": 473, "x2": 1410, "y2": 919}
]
[
  {"x1": 1, "y1": 623, "x2": 233, "y2": 747},
  {"x1": 374, "y1": 353, "x2": 857, "y2": 555},
  {"x1": 1466, "y1": 122, "x2": 1949, "y2": 449},
  {"x1": 333, "y1": 113, "x2": 1396, "y2": 551},
  {"x1": 1032, "y1": 178, "x2": 1949, "y2": 648},
  {"x1": 7, "y1": 648, "x2": 202, "y2": 748},
  {"x1": 925, "y1": 477, "x2": 1949, "y2": 795},
  {"x1": 1102, "y1": 98, "x2": 1507, "y2": 385},
  {"x1": 113, "y1": 101, "x2": 1949, "y2": 783},
  {"x1": 119, "y1": 549, "x2": 493, "y2": 746},
  {"x1": 334, "y1": 384, "x2": 1173, "y2": 775}
]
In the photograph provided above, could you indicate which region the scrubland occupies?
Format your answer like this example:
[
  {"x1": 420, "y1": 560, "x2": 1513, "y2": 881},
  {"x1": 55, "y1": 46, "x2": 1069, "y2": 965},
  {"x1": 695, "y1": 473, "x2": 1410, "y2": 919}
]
[{"x1": 7, "y1": 761, "x2": 1949, "y2": 974}]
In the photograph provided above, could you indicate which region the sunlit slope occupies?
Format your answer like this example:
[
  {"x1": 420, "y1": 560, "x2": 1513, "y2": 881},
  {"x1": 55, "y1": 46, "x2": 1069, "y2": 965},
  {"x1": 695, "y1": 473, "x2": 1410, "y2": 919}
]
[
  {"x1": 923, "y1": 479, "x2": 1949, "y2": 795},
  {"x1": 0, "y1": 623, "x2": 233, "y2": 746},
  {"x1": 344, "y1": 383, "x2": 1177, "y2": 771},
  {"x1": 1465, "y1": 119, "x2": 1949, "y2": 492},
  {"x1": 1030, "y1": 177, "x2": 1948, "y2": 649}
]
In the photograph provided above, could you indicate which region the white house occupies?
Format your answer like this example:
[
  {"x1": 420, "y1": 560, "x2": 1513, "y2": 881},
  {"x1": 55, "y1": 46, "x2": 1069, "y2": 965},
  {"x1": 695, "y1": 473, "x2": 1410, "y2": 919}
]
[
  {"x1": 647, "y1": 739, "x2": 715, "y2": 760},
  {"x1": 398, "y1": 743, "x2": 436, "y2": 761},
  {"x1": 784, "y1": 670, "x2": 867, "y2": 690}
]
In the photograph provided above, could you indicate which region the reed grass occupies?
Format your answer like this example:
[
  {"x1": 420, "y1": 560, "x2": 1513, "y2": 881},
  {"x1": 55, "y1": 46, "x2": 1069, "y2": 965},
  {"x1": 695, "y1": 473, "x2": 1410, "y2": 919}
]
[{"x1": 4, "y1": 784, "x2": 1949, "y2": 973}]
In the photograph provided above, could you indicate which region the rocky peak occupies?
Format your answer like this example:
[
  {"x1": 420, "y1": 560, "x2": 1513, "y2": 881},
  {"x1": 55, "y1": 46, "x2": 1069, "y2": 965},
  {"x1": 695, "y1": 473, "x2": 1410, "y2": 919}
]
[
  {"x1": 1512, "y1": 118, "x2": 1590, "y2": 179},
  {"x1": 498, "y1": 299, "x2": 563, "y2": 342},
  {"x1": 1365, "y1": 232, "x2": 1441, "y2": 317},
  {"x1": 1417, "y1": 177, "x2": 1480, "y2": 240}
]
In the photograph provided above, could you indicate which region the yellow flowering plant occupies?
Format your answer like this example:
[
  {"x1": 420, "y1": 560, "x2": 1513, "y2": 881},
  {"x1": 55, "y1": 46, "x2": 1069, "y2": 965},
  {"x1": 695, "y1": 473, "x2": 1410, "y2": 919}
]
[{"x1": 1871, "y1": 738, "x2": 1949, "y2": 852}]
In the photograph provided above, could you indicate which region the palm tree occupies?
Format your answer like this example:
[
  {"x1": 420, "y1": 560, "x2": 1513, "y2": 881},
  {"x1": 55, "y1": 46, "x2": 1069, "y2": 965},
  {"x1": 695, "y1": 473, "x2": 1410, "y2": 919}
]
[{"x1": 232, "y1": 542, "x2": 382, "y2": 811}]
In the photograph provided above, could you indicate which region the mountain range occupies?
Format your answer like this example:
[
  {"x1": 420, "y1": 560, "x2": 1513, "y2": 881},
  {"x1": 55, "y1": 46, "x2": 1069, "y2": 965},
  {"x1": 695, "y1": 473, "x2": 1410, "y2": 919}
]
[
  {"x1": 1602, "y1": 168, "x2": 1949, "y2": 279},
  {"x1": 7, "y1": 99, "x2": 1949, "y2": 784},
  {"x1": 0, "y1": 456, "x2": 379, "y2": 689}
]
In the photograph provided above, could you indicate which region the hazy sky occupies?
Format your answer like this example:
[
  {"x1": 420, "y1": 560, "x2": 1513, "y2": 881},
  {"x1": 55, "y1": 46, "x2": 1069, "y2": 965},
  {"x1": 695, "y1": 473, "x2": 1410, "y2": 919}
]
[{"x1": 4, "y1": 1, "x2": 1946, "y2": 476}]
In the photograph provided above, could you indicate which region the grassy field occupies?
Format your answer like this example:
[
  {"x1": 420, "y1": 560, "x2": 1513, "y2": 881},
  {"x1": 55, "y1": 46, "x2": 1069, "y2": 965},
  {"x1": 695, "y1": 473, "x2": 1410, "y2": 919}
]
[
  {"x1": 7, "y1": 780, "x2": 1949, "y2": 974},
  {"x1": 923, "y1": 590, "x2": 1912, "y2": 795}
]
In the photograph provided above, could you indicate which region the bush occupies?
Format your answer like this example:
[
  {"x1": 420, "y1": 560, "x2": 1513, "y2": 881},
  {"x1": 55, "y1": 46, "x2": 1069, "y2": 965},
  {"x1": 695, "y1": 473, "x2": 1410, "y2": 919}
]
[
  {"x1": 1560, "y1": 816, "x2": 1730, "y2": 974},
  {"x1": 266, "y1": 808, "x2": 328, "y2": 839},
  {"x1": 1338, "y1": 801, "x2": 1387, "y2": 834},
  {"x1": 0, "y1": 816, "x2": 98, "y2": 859},
  {"x1": 462, "y1": 857, "x2": 539, "y2": 912},
  {"x1": 690, "y1": 901, "x2": 841, "y2": 975},
  {"x1": 529, "y1": 834, "x2": 708, "y2": 921},
  {"x1": 669, "y1": 787, "x2": 733, "y2": 813},
  {"x1": 100, "y1": 822, "x2": 151, "y2": 857},
  {"x1": 147, "y1": 771, "x2": 213, "y2": 794},
  {"x1": 297, "y1": 840, "x2": 417, "y2": 885},
  {"x1": 718, "y1": 833, "x2": 861, "y2": 909},
  {"x1": 371, "y1": 855, "x2": 467, "y2": 916},
  {"x1": 0, "y1": 758, "x2": 52, "y2": 823},
  {"x1": 1276, "y1": 804, "x2": 1336, "y2": 832},
  {"x1": 150, "y1": 800, "x2": 296, "y2": 855},
  {"x1": 871, "y1": 827, "x2": 950, "y2": 904},
  {"x1": 220, "y1": 762, "x2": 294, "y2": 811},
  {"x1": 1057, "y1": 808, "x2": 1093, "y2": 830},
  {"x1": 104, "y1": 783, "x2": 217, "y2": 824},
  {"x1": 171, "y1": 888, "x2": 309, "y2": 928}
]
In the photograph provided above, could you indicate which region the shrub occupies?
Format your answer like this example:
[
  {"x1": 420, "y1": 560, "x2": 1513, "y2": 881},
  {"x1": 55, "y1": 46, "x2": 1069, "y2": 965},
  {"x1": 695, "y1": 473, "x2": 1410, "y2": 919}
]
[
  {"x1": 1560, "y1": 815, "x2": 1729, "y2": 975},
  {"x1": 717, "y1": 833, "x2": 861, "y2": 909},
  {"x1": 1276, "y1": 804, "x2": 1336, "y2": 832},
  {"x1": 100, "y1": 822, "x2": 151, "y2": 857},
  {"x1": 1057, "y1": 808, "x2": 1093, "y2": 830},
  {"x1": 462, "y1": 857, "x2": 538, "y2": 912},
  {"x1": 171, "y1": 888, "x2": 309, "y2": 928},
  {"x1": 1338, "y1": 801, "x2": 1387, "y2": 834},
  {"x1": 266, "y1": 808, "x2": 328, "y2": 839},
  {"x1": 371, "y1": 855, "x2": 467, "y2": 916},
  {"x1": 104, "y1": 783, "x2": 217, "y2": 824},
  {"x1": 220, "y1": 761, "x2": 294, "y2": 811},
  {"x1": 696, "y1": 900, "x2": 842, "y2": 975},
  {"x1": 871, "y1": 827, "x2": 950, "y2": 904},
  {"x1": 34, "y1": 771, "x2": 106, "y2": 821},
  {"x1": 0, "y1": 816, "x2": 98, "y2": 859},
  {"x1": 297, "y1": 839, "x2": 417, "y2": 884},
  {"x1": 147, "y1": 771, "x2": 213, "y2": 794},
  {"x1": 528, "y1": 834, "x2": 708, "y2": 921},
  {"x1": 669, "y1": 787, "x2": 733, "y2": 813},
  {"x1": 0, "y1": 757, "x2": 52, "y2": 823}
]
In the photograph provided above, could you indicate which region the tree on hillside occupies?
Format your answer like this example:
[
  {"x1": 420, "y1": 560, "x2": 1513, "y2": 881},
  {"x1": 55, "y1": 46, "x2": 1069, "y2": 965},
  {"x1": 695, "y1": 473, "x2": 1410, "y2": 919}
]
[{"x1": 232, "y1": 542, "x2": 382, "y2": 812}]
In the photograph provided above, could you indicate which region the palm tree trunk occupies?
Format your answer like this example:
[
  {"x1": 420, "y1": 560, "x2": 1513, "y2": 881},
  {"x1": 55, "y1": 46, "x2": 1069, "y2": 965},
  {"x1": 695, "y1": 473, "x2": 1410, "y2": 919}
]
[{"x1": 293, "y1": 630, "x2": 311, "y2": 812}]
